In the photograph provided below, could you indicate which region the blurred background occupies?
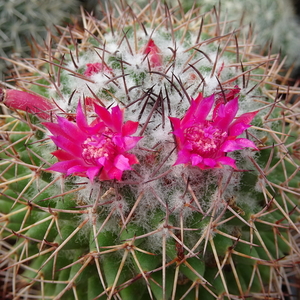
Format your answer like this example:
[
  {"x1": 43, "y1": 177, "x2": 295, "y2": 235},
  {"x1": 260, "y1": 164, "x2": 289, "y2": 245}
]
[{"x1": 1, "y1": 0, "x2": 300, "y2": 82}]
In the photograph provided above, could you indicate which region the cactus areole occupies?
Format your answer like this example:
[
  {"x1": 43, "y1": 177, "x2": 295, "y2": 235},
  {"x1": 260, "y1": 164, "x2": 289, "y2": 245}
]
[{"x1": 0, "y1": 2, "x2": 299, "y2": 300}]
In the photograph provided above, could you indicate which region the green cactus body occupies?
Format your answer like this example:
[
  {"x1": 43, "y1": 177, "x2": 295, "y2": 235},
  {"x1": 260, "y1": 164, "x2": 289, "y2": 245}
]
[{"x1": 1, "y1": 2, "x2": 300, "y2": 299}]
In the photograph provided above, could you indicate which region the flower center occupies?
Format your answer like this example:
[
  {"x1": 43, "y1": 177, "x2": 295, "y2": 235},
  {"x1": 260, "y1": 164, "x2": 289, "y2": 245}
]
[
  {"x1": 184, "y1": 122, "x2": 227, "y2": 157},
  {"x1": 82, "y1": 131, "x2": 117, "y2": 165}
]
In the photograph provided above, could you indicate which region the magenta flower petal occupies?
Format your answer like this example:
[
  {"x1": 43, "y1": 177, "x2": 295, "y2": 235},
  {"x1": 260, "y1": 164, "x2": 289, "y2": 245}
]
[
  {"x1": 67, "y1": 165, "x2": 89, "y2": 176},
  {"x1": 217, "y1": 157, "x2": 237, "y2": 169},
  {"x1": 51, "y1": 136, "x2": 83, "y2": 157},
  {"x1": 193, "y1": 94, "x2": 215, "y2": 123},
  {"x1": 229, "y1": 122, "x2": 251, "y2": 136},
  {"x1": 169, "y1": 116, "x2": 181, "y2": 130},
  {"x1": 182, "y1": 94, "x2": 214, "y2": 127},
  {"x1": 213, "y1": 97, "x2": 239, "y2": 129},
  {"x1": 86, "y1": 167, "x2": 101, "y2": 182},
  {"x1": 111, "y1": 106, "x2": 124, "y2": 132},
  {"x1": 111, "y1": 135, "x2": 142, "y2": 151},
  {"x1": 44, "y1": 103, "x2": 142, "y2": 181},
  {"x1": 97, "y1": 156, "x2": 108, "y2": 167},
  {"x1": 123, "y1": 136, "x2": 143, "y2": 150},
  {"x1": 43, "y1": 122, "x2": 65, "y2": 137},
  {"x1": 235, "y1": 138, "x2": 258, "y2": 150},
  {"x1": 76, "y1": 102, "x2": 89, "y2": 129},
  {"x1": 174, "y1": 150, "x2": 191, "y2": 165},
  {"x1": 170, "y1": 89, "x2": 258, "y2": 170},
  {"x1": 190, "y1": 154, "x2": 203, "y2": 166},
  {"x1": 122, "y1": 120, "x2": 139, "y2": 135},
  {"x1": 48, "y1": 160, "x2": 83, "y2": 173},
  {"x1": 230, "y1": 111, "x2": 258, "y2": 129},
  {"x1": 107, "y1": 166, "x2": 123, "y2": 181},
  {"x1": 213, "y1": 103, "x2": 225, "y2": 120},
  {"x1": 203, "y1": 158, "x2": 217, "y2": 168},
  {"x1": 57, "y1": 116, "x2": 87, "y2": 143},
  {"x1": 94, "y1": 104, "x2": 114, "y2": 128},
  {"x1": 114, "y1": 154, "x2": 131, "y2": 171},
  {"x1": 220, "y1": 139, "x2": 243, "y2": 152},
  {"x1": 123, "y1": 153, "x2": 139, "y2": 165},
  {"x1": 169, "y1": 117, "x2": 184, "y2": 142},
  {"x1": 76, "y1": 103, "x2": 105, "y2": 136},
  {"x1": 52, "y1": 150, "x2": 76, "y2": 161}
]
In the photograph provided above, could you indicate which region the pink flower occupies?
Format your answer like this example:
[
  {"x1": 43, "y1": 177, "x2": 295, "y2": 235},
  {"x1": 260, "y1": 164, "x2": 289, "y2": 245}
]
[
  {"x1": 84, "y1": 63, "x2": 111, "y2": 76},
  {"x1": 43, "y1": 103, "x2": 142, "y2": 181},
  {"x1": 143, "y1": 39, "x2": 162, "y2": 68},
  {"x1": 169, "y1": 92, "x2": 258, "y2": 170}
]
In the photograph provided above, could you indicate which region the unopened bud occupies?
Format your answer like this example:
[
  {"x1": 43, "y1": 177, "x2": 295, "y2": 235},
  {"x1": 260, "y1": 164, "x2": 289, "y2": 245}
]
[
  {"x1": 0, "y1": 88, "x2": 54, "y2": 120},
  {"x1": 143, "y1": 39, "x2": 163, "y2": 68}
]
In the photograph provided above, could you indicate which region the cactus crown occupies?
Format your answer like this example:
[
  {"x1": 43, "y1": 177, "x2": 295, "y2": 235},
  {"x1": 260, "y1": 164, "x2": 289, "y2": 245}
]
[{"x1": 1, "y1": 1, "x2": 300, "y2": 300}]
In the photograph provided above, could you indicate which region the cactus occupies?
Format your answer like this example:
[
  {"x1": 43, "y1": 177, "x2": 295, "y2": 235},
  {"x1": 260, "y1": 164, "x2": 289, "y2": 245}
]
[
  {"x1": 1, "y1": 1, "x2": 300, "y2": 299},
  {"x1": 133, "y1": 0, "x2": 300, "y2": 69}
]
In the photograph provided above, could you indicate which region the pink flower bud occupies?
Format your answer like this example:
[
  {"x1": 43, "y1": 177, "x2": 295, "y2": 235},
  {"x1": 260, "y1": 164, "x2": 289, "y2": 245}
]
[
  {"x1": 0, "y1": 88, "x2": 54, "y2": 120},
  {"x1": 143, "y1": 39, "x2": 163, "y2": 68},
  {"x1": 84, "y1": 63, "x2": 111, "y2": 77}
]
